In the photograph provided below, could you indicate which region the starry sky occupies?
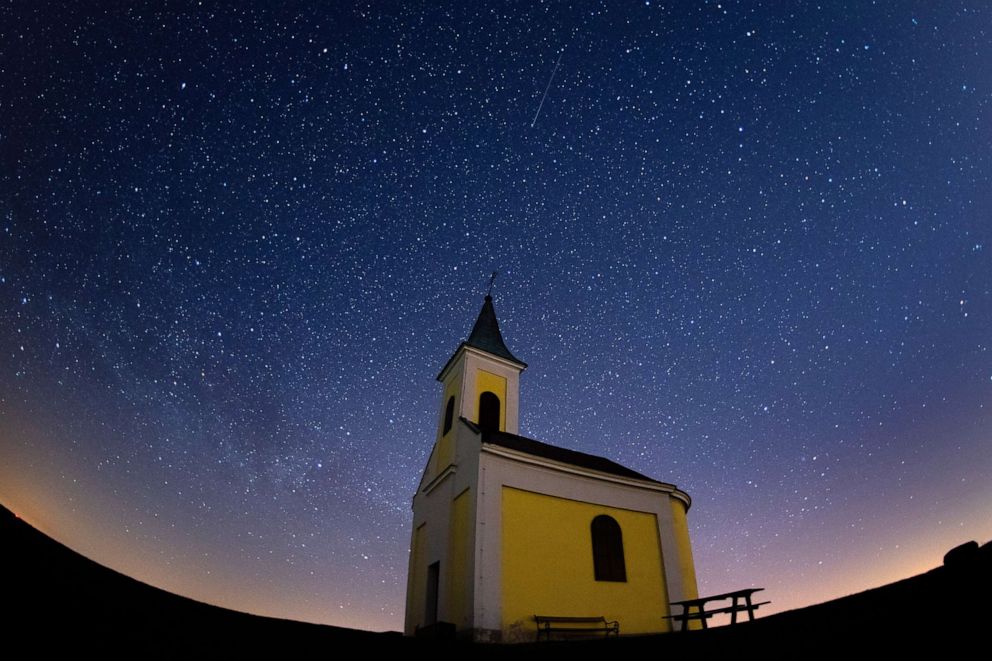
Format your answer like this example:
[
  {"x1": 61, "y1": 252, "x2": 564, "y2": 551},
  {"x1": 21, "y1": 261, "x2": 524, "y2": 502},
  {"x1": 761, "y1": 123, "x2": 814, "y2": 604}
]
[{"x1": 1, "y1": 1, "x2": 990, "y2": 633}]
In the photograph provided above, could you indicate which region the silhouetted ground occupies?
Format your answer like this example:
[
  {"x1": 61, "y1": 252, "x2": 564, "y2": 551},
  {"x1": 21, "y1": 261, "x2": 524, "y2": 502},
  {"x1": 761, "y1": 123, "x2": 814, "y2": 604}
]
[{"x1": 3, "y1": 504, "x2": 988, "y2": 656}]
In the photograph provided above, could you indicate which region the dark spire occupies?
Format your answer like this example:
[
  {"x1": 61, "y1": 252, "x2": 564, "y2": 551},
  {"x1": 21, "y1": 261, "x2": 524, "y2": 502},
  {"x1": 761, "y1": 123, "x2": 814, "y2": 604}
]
[{"x1": 464, "y1": 295, "x2": 526, "y2": 367}]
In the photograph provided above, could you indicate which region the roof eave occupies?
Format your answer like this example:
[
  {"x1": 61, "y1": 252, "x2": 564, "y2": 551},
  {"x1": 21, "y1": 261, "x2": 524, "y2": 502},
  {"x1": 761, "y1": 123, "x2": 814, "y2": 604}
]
[{"x1": 437, "y1": 343, "x2": 527, "y2": 381}]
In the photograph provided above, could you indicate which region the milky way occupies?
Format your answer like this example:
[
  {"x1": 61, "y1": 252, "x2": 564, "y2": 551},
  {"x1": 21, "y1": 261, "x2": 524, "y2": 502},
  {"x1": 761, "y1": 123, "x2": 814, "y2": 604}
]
[{"x1": 1, "y1": 2, "x2": 989, "y2": 632}]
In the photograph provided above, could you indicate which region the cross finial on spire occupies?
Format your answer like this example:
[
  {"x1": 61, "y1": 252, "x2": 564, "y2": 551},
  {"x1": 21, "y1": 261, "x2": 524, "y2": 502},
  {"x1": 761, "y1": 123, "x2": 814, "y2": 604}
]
[{"x1": 486, "y1": 271, "x2": 498, "y2": 298}]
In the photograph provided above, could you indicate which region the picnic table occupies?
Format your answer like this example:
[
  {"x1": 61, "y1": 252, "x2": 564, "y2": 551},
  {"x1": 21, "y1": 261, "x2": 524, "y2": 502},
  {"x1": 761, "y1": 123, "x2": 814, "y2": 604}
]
[{"x1": 668, "y1": 588, "x2": 769, "y2": 631}]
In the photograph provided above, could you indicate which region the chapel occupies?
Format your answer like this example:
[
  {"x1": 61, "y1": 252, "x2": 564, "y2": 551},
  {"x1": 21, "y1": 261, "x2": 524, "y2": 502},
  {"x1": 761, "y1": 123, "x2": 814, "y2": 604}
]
[{"x1": 404, "y1": 293, "x2": 699, "y2": 642}]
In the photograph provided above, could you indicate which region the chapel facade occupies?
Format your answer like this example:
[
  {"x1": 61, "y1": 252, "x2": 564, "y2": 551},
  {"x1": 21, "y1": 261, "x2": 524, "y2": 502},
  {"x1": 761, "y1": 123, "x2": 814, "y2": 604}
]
[{"x1": 404, "y1": 294, "x2": 699, "y2": 642}]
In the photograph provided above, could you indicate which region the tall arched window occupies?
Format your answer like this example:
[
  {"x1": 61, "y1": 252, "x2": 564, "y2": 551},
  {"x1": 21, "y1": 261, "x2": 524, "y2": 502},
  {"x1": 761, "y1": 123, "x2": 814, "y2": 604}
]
[
  {"x1": 442, "y1": 396, "x2": 455, "y2": 435},
  {"x1": 478, "y1": 391, "x2": 500, "y2": 432},
  {"x1": 591, "y1": 515, "x2": 627, "y2": 582}
]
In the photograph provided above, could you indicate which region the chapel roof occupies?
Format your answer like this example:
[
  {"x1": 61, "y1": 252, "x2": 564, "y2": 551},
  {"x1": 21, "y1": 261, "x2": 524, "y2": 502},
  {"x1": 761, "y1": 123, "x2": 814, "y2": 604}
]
[{"x1": 461, "y1": 418, "x2": 662, "y2": 485}]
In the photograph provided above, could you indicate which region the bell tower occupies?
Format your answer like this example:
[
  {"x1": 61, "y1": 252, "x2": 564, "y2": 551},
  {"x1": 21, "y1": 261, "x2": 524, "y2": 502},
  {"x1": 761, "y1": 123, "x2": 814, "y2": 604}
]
[{"x1": 428, "y1": 295, "x2": 526, "y2": 477}]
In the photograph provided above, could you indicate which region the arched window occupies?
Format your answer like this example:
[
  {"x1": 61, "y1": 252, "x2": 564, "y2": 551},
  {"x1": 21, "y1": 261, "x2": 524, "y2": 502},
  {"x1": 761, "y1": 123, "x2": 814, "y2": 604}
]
[
  {"x1": 591, "y1": 515, "x2": 627, "y2": 582},
  {"x1": 478, "y1": 391, "x2": 500, "y2": 432},
  {"x1": 442, "y1": 396, "x2": 455, "y2": 435}
]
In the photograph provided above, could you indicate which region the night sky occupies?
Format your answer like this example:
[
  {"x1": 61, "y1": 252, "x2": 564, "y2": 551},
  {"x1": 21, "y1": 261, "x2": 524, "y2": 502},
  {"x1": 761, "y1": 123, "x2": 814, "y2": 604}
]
[{"x1": 1, "y1": 2, "x2": 990, "y2": 633}]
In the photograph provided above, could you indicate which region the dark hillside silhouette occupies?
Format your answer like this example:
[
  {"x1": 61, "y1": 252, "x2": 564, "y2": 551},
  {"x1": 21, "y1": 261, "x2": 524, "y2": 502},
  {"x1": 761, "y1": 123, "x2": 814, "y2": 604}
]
[
  {"x1": 3, "y1": 504, "x2": 987, "y2": 655},
  {"x1": 1, "y1": 505, "x2": 401, "y2": 654}
]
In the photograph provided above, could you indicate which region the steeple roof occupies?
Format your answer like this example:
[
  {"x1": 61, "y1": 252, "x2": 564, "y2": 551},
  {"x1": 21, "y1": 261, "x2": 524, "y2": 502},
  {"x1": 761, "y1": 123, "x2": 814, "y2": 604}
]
[
  {"x1": 464, "y1": 295, "x2": 526, "y2": 367},
  {"x1": 437, "y1": 295, "x2": 526, "y2": 380}
]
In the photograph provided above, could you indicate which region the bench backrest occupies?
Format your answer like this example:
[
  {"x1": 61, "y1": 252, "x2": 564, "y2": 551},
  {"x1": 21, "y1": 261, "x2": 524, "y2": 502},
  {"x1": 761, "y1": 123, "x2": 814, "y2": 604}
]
[{"x1": 534, "y1": 616, "x2": 607, "y2": 624}]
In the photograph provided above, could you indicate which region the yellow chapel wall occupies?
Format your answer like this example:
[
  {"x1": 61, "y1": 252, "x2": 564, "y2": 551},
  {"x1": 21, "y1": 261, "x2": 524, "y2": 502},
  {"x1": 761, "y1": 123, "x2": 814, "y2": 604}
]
[
  {"x1": 669, "y1": 498, "x2": 699, "y2": 602},
  {"x1": 447, "y1": 487, "x2": 473, "y2": 629},
  {"x1": 500, "y1": 486, "x2": 669, "y2": 639},
  {"x1": 405, "y1": 522, "x2": 428, "y2": 631}
]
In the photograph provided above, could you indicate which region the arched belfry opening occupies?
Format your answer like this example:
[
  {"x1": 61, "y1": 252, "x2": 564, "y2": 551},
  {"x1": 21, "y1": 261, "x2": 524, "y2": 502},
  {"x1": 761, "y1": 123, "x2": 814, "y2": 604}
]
[
  {"x1": 443, "y1": 396, "x2": 455, "y2": 435},
  {"x1": 478, "y1": 391, "x2": 500, "y2": 431}
]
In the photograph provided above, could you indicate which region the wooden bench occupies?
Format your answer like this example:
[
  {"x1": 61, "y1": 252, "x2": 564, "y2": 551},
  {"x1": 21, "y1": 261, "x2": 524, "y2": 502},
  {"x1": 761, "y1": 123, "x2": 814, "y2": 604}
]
[{"x1": 534, "y1": 615, "x2": 619, "y2": 640}]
